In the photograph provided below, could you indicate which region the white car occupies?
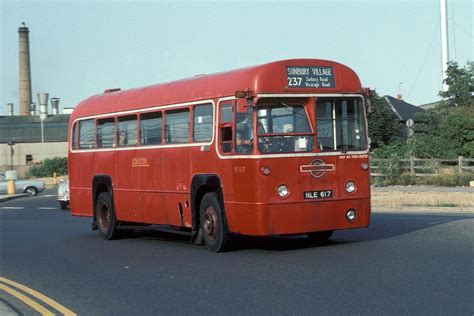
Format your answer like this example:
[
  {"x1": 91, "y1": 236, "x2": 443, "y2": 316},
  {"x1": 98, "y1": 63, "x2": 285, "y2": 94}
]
[
  {"x1": 57, "y1": 178, "x2": 69, "y2": 209},
  {"x1": 0, "y1": 173, "x2": 46, "y2": 196}
]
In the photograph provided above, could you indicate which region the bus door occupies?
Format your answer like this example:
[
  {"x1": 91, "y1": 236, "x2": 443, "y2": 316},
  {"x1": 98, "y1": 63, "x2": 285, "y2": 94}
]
[
  {"x1": 216, "y1": 100, "x2": 235, "y2": 204},
  {"x1": 188, "y1": 102, "x2": 215, "y2": 227},
  {"x1": 162, "y1": 108, "x2": 191, "y2": 227}
]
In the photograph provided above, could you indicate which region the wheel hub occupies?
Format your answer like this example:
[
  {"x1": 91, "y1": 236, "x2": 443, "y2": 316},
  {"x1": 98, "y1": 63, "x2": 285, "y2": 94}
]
[
  {"x1": 99, "y1": 204, "x2": 110, "y2": 231},
  {"x1": 203, "y1": 206, "x2": 218, "y2": 240}
]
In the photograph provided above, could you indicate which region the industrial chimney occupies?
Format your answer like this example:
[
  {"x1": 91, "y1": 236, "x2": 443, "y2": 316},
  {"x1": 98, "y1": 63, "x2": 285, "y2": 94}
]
[
  {"x1": 37, "y1": 92, "x2": 49, "y2": 120},
  {"x1": 50, "y1": 98, "x2": 60, "y2": 115},
  {"x1": 7, "y1": 103, "x2": 14, "y2": 116},
  {"x1": 19, "y1": 22, "x2": 33, "y2": 116}
]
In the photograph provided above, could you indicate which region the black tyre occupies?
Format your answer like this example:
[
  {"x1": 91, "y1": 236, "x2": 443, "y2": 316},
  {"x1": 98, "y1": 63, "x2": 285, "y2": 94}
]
[
  {"x1": 59, "y1": 201, "x2": 68, "y2": 210},
  {"x1": 200, "y1": 192, "x2": 231, "y2": 252},
  {"x1": 24, "y1": 186, "x2": 38, "y2": 196},
  {"x1": 307, "y1": 230, "x2": 334, "y2": 243},
  {"x1": 95, "y1": 192, "x2": 121, "y2": 240}
]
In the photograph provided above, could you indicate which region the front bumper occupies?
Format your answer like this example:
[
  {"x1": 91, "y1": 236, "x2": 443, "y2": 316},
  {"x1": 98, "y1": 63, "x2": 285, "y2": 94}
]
[{"x1": 231, "y1": 198, "x2": 371, "y2": 236}]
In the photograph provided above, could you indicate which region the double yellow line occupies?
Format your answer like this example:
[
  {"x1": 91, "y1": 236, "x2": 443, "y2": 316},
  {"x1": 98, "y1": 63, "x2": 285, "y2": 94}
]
[{"x1": 0, "y1": 276, "x2": 76, "y2": 315}]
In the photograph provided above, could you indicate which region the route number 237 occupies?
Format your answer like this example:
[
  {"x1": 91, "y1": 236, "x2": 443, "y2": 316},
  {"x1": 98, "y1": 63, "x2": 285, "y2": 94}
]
[{"x1": 288, "y1": 77, "x2": 302, "y2": 87}]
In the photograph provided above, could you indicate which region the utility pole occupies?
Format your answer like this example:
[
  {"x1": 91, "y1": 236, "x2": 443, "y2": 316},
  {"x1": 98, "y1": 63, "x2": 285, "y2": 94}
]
[
  {"x1": 8, "y1": 140, "x2": 15, "y2": 170},
  {"x1": 440, "y1": 0, "x2": 449, "y2": 92}
]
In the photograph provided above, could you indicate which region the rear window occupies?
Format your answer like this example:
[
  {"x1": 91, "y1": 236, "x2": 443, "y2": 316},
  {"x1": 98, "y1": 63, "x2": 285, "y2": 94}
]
[{"x1": 79, "y1": 119, "x2": 95, "y2": 149}]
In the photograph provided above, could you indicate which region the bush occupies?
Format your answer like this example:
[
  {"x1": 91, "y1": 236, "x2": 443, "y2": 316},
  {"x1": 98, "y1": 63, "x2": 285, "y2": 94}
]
[
  {"x1": 372, "y1": 156, "x2": 403, "y2": 186},
  {"x1": 27, "y1": 157, "x2": 68, "y2": 178}
]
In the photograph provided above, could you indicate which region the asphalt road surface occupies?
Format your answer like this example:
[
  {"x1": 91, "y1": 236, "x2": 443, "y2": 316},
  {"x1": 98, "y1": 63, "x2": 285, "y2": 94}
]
[{"x1": 1, "y1": 189, "x2": 473, "y2": 315}]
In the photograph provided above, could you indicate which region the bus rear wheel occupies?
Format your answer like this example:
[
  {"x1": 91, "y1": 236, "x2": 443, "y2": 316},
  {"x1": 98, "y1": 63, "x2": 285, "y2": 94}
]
[
  {"x1": 96, "y1": 192, "x2": 121, "y2": 240},
  {"x1": 200, "y1": 192, "x2": 231, "y2": 252},
  {"x1": 307, "y1": 230, "x2": 334, "y2": 243}
]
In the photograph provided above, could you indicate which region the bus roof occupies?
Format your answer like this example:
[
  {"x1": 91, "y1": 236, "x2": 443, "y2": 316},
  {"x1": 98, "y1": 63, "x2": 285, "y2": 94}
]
[{"x1": 71, "y1": 59, "x2": 362, "y2": 119}]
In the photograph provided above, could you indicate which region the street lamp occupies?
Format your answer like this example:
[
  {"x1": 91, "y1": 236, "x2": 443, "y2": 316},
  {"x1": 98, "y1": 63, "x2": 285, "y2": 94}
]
[{"x1": 37, "y1": 92, "x2": 49, "y2": 143}]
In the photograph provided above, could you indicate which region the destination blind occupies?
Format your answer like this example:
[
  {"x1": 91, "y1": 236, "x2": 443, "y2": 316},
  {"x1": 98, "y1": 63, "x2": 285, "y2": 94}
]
[{"x1": 286, "y1": 66, "x2": 335, "y2": 88}]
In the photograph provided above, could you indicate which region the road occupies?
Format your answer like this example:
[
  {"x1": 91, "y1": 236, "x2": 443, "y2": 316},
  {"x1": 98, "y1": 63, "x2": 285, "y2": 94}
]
[{"x1": 1, "y1": 189, "x2": 473, "y2": 315}]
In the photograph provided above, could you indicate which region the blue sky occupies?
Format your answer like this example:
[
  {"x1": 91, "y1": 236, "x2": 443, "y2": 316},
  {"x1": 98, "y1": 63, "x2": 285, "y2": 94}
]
[{"x1": 1, "y1": 0, "x2": 472, "y2": 114}]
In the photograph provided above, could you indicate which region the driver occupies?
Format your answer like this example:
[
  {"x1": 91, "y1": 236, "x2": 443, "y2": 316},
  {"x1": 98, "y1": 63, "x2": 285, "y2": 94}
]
[{"x1": 235, "y1": 116, "x2": 253, "y2": 153}]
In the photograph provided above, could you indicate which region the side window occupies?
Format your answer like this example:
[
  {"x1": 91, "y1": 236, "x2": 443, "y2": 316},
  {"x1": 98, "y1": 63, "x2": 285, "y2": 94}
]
[
  {"x1": 193, "y1": 103, "x2": 213, "y2": 142},
  {"x1": 165, "y1": 109, "x2": 189, "y2": 144},
  {"x1": 140, "y1": 112, "x2": 162, "y2": 146},
  {"x1": 79, "y1": 119, "x2": 95, "y2": 149},
  {"x1": 117, "y1": 115, "x2": 137, "y2": 147},
  {"x1": 97, "y1": 118, "x2": 115, "y2": 148},
  {"x1": 71, "y1": 122, "x2": 78, "y2": 150},
  {"x1": 219, "y1": 101, "x2": 233, "y2": 153},
  {"x1": 220, "y1": 103, "x2": 232, "y2": 123}
]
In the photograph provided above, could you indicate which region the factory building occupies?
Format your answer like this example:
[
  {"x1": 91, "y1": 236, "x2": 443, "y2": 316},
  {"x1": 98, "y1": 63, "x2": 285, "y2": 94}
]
[{"x1": 1, "y1": 23, "x2": 71, "y2": 177}]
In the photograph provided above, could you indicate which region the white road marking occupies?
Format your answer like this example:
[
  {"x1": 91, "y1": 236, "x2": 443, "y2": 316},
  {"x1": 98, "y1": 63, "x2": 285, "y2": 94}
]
[
  {"x1": 1, "y1": 207, "x2": 24, "y2": 209},
  {"x1": 39, "y1": 195, "x2": 55, "y2": 197},
  {"x1": 37, "y1": 207, "x2": 58, "y2": 210}
]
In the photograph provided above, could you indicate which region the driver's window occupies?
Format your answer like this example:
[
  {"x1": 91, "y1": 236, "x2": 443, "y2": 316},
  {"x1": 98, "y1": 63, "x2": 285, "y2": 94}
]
[{"x1": 235, "y1": 111, "x2": 254, "y2": 153}]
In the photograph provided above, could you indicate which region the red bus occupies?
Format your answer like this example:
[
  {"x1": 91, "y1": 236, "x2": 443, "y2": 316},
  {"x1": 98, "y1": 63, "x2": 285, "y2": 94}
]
[{"x1": 68, "y1": 59, "x2": 371, "y2": 251}]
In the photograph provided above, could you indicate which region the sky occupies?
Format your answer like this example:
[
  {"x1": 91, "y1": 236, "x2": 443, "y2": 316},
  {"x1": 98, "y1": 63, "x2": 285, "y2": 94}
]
[{"x1": 1, "y1": 0, "x2": 472, "y2": 114}]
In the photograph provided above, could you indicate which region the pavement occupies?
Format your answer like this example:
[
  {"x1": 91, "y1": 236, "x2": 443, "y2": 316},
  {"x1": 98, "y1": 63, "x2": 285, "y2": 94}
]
[
  {"x1": 0, "y1": 193, "x2": 29, "y2": 202},
  {"x1": 372, "y1": 185, "x2": 474, "y2": 193}
]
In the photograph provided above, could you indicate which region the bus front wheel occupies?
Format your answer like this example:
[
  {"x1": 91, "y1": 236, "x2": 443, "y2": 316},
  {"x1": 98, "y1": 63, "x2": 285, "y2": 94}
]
[
  {"x1": 96, "y1": 192, "x2": 121, "y2": 240},
  {"x1": 200, "y1": 192, "x2": 231, "y2": 252}
]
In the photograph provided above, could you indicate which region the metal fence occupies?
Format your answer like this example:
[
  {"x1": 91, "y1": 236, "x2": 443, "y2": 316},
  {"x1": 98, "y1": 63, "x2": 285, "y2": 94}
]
[{"x1": 371, "y1": 156, "x2": 474, "y2": 177}]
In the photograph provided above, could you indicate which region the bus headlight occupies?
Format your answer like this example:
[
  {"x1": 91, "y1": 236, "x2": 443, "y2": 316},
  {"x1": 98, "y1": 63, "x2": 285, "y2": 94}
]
[
  {"x1": 345, "y1": 181, "x2": 356, "y2": 193},
  {"x1": 277, "y1": 185, "x2": 289, "y2": 197}
]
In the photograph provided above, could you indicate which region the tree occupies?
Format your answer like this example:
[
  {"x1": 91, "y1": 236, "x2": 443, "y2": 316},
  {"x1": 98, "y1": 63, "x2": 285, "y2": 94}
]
[
  {"x1": 401, "y1": 62, "x2": 473, "y2": 159},
  {"x1": 439, "y1": 62, "x2": 474, "y2": 108},
  {"x1": 367, "y1": 93, "x2": 399, "y2": 149}
]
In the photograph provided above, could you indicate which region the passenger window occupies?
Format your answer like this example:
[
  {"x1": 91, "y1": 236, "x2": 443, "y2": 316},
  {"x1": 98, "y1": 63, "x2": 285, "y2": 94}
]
[
  {"x1": 97, "y1": 118, "x2": 115, "y2": 148},
  {"x1": 117, "y1": 115, "x2": 137, "y2": 147},
  {"x1": 193, "y1": 103, "x2": 213, "y2": 142},
  {"x1": 79, "y1": 119, "x2": 95, "y2": 149},
  {"x1": 140, "y1": 112, "x2": 162, "y2": 146},
  {"x1": 165, "y1": 109, "x2": 189, "y2": 144}
]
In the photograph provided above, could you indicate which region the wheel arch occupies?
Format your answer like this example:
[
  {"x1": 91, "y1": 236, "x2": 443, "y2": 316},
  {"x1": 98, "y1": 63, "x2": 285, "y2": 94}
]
[
  {"x1": 190, "y1": 174, "x2": 226, "y2": 233},
  {"x1": 92, "y1": 175, "x2": 114, "y2": 230}
]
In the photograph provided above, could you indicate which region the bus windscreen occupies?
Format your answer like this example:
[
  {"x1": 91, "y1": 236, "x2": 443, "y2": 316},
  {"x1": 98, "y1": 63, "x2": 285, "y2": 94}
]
[
  {"x1": 257, "y1": 102, "x2": 313, "y2": 153},
  {"x1": 315, "y1": 97, "x2": 367, "y2": 152}
]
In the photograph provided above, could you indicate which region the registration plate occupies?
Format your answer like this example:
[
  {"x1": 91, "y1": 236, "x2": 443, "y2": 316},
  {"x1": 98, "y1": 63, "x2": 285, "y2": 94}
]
[{"x1": 304, "y1": 190, "x2": 333, "y2": 200}]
